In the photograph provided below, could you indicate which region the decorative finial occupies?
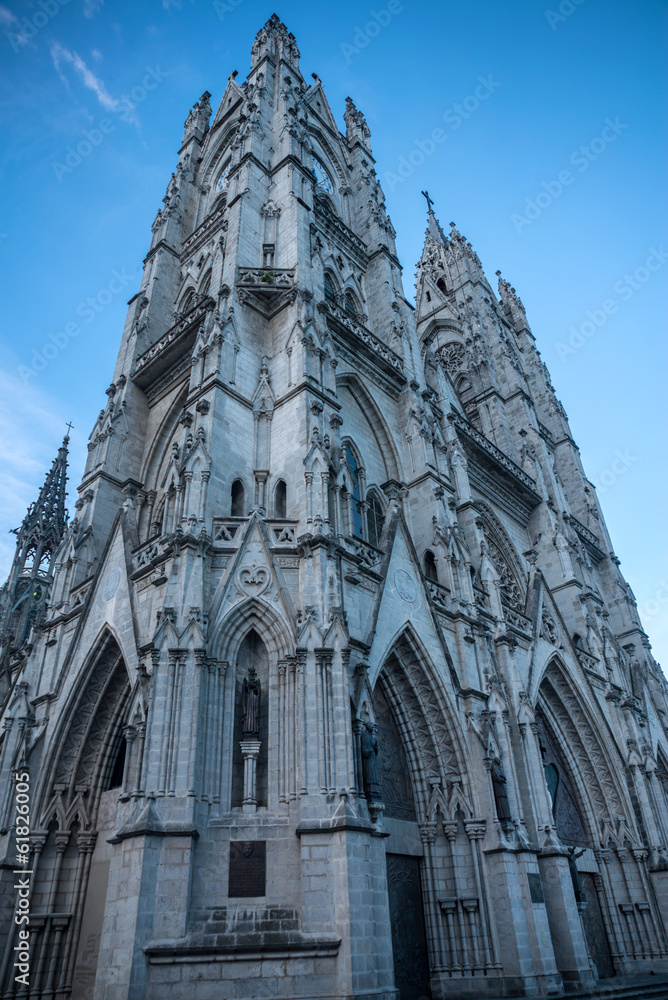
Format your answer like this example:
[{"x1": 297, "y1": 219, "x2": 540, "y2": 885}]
[
  {"x1": 65, "y1": 421, "x2": 74, "y2": 438},
  {"x1": 421, "y1": 190, "x2": 434, "y2": 213}
]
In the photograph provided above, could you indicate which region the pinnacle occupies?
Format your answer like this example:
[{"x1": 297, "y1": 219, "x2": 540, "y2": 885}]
[
  {"x1": 427, "y1": 211, "x2": 447, "y2": 246},
  {"x1": 251, "y1": 14, "x2": 300, "y2": 73},
  {"x1": 419, "y1": 192, "x2": 447, "y2": 247},
  {"x1": 259, "y1": 13, "x2": 293, "y2": 38}
]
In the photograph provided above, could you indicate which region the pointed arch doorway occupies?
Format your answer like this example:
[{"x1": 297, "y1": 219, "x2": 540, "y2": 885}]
[{"x1": 372, "y1": 681, "x2": 431, "y2": 1000}]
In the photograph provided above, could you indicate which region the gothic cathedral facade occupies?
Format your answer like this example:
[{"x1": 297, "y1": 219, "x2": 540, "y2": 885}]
[{"x1": 1, "y1": 15, "x2": 668, "y2": 1000}]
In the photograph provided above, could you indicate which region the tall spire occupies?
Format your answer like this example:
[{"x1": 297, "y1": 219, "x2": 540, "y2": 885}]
[
  {"x1": 0, "y1": 432, "x2": 70, "y2": 699},
  {"x1": 421, "y1": 190, "x2": 447, "y2": 245},
  {"x1": 16, "y1": 431, "x2": 70, "y2": 561}
]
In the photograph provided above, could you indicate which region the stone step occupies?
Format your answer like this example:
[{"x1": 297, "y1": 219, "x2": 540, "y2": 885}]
[
  {"x1": 483, "y1": 976, "x2": 668, "y2": 1000},
  {"x1": 555, "y1": 976, "x2": 668, "y2": 1000}
]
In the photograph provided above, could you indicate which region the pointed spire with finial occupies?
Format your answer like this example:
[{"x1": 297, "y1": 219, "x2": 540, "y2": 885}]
[
  {"x1": 421, "y1": 190, "x2": 447, "y2": 245},
  {"x1": 416, "y1": 192, "x2": 452, "y2": 295},
  {"x1": 12, "y1": 430, "x2": 70, "y2": 571},
  {"x1": 0, "y1": 430, "x2": 71, "y2": 676}
]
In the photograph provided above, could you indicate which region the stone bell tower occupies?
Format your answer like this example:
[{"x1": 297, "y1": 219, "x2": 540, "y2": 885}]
[{"x1": 1, "y1": 14, "x2": 668, "y2": 1000}]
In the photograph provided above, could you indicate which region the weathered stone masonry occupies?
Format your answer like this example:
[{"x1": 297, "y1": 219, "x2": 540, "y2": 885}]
[{"x1": 1, "y1": 14, "x2": 668, "y2": 1000}]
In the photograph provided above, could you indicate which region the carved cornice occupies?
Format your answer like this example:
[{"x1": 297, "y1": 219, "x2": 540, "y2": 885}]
[
  {"x1": 321, "y1": 300, "x2": 405, "y2": 393},
  {"x1": 312, "y1": 201, "x2": 368, "y2": 269},
  {"x1": 449, "y1": 410, "x2": 542, "y2": 523},
  {"x1": 565, "y1": 513, "x2": 606, "y2": 564},
  {"x1": 133, "y1": 297, "x2": 215, "y2": 389},
  {"x1": 182, "y1": 207, "x2": 228, "y2": 258}
]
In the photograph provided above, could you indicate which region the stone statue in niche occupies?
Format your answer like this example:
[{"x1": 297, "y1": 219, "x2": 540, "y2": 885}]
[
  {"x1": 361, "y1": 724, "x2": 382, "y2": 800},
  {"x1": 242, "y1": 665, "x2": 261, "y2": 738},
  {"x1": 491, "y1": 756, "x2": 512, "y2": 825}
]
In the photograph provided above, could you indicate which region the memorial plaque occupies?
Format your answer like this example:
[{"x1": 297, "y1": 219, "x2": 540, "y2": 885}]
[
  {"x1": 528, "y1": 872, "x2": 545, "y2": 903},
  {"x1": 228, "y1": 840, "x2": 266, "y2": 897}
]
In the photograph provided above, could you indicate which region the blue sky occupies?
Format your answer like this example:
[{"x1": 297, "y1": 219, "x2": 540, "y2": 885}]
[{"x1": 0, "y1": 0, "x2": 666, "y2": 666}]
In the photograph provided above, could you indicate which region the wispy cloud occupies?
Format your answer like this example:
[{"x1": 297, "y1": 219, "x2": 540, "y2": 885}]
[
  {"x1": 50, "y1": 42, "x2": 138, "y2": 126},
  {"x1": 51, "y1": 43, "x2": 118, "y2": 112},
  {"x1": 83, "y1": 0, "x2": 104, "y2": 17},
  {"x1": 0, "y1": 4, "x2": 30, "y2": 48}
]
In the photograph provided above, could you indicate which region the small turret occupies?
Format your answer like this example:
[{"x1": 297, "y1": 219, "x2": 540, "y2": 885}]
[
  {"x1": 497, "y1": 270, "x2": 529, "y2": 335},
  {"x1": 183, "y1": 91, "x2": 212, "y2": 146},
  {"x1": 344, "y1": 97, "x2": 371, "y2": 151}
]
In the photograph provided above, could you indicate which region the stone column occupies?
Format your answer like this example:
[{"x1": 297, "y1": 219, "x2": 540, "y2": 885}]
[
  {"x1": 131, "y1": 721, "x2": 146, "y2": 798},
  {"x1": 596, "y1": 849, "x2": 627, "y2": 970},
  {"x1": 538, "y1": 842, "x2": 594, "y2": 990},
  {"x1": 27, "y1": 832, "x2": 70, "y2": 999},
  {"x1": 419, "y1": 820, "x2": 445, "y2": 975},
  {"x1": 465, "y1": 820, "x2": 498, "y2": 971},
  {"x1": 59, "y1": 830, "x2": 97, "y2": 993},
  {"x1": 241, "y1": 739, "x2": 261, "y2": 812},
  {"x1": 443, "y1": 820, "x2": 470, "y2": 973},
  {"x1": 41, "y1": 916, "x2": 69, "y2": 1000},
  {"x1": 119, "y1": 724, "x2": 137, "y2": 800}
]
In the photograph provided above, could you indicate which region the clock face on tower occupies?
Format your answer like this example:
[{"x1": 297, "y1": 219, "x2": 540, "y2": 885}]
[
  {"x1": 311, "y1": 155, "x2": 334, "y2": 194},
  {"x1": 216, "y1": 165, "x2": 230, "y2": 192}
]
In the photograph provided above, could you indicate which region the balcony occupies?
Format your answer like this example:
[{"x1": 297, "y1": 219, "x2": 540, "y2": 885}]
[
  {"x1": 236, "y1": 267, "x2": 296, "y2": 318},
  {"x1": 132, "y1": 296, "x2": 215, "y2": 390}
]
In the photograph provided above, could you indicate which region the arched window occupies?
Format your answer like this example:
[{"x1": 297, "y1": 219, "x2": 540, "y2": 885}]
[
  {"x1": 199, "y1": 269, "x2": 212, "y2": 296},
  {"x1": 544, "y1": 763, "x2": 559, "y2": 809},
  {"x1": 457, "y1": 376, "x2": 478, "y2": 418},
  {"x1": 324, "y1": 271, "x2": 337, "y2": 302},
  {"x1": 180, "y1": 287, "x2": 195, "y2": 314},
  {"x1": 107, "y1": 738, "x2": 126, "y2": 791},
  {"x1": 274, "y1": 479, "x2": 287, "y2": 519},
  {"x1": 366, "y1": 490, "x2": 384, "y2": 548},
  {"x1": 345, "y1": 291, "x2": 359, "y2": 318},
  {"x1": 344, "y1": 447, "x2": 363, "y2": 538},
  {"x1": 423, "y1": 549, "x2": 438, "y2": 582},
  {"x1": 437, "y1": 277, "x2": 447, "y2": 294},
  {"x1": 231, "y1": 479, "x2": 245, "y2": 517}
]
